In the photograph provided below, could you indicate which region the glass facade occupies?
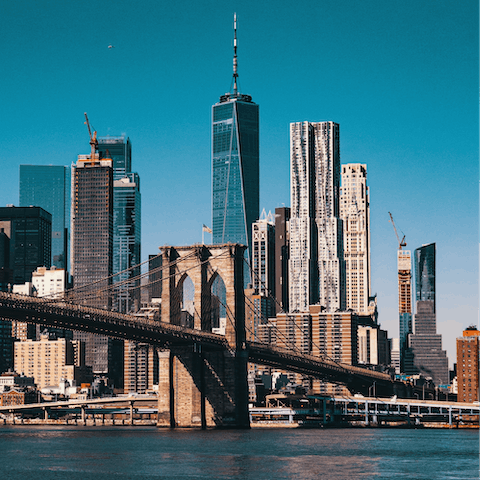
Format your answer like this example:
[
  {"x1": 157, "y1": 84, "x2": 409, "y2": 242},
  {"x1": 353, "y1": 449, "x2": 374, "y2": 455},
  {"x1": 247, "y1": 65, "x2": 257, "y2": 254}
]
[
  {"x1": 212, "y1": 94, "x2": 259, "y2": 272},
  {"x1": 406, "y1": 242, "x2": 448, "y2": 385},
  {"x1": 97, "y1": 137, "x2": 141, "y2": 314},
  {"x1": 0, "y1": 318, "x2": 12, "y2": 373},
  {"x1": 112, "y1": 174, "x2": 141, "y2": 313},
  {"x1": 97, "y1": 136, "x2": 132, "y2": 180},
  {"x1": 399, "y1": 312, "x2": 412, "y2": 359},
  {"x1": 415, "y1": 242, "x2": 435, "y2": 308},
  {"x1": 19, "y1": 165, "x2": 70, "y2": 270},
  {"x1": 0, "y1": 206, "x2": 52, "y2": 285}
]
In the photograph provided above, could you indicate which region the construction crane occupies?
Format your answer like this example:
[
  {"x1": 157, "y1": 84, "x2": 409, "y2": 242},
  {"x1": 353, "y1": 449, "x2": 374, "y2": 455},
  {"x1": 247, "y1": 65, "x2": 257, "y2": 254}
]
[
  {"x1": 84, "y1": 112, "x2": 97, "y2": 160},
  {"x1": 388, "y1": 212, "x2": 407, "y2": 250}
]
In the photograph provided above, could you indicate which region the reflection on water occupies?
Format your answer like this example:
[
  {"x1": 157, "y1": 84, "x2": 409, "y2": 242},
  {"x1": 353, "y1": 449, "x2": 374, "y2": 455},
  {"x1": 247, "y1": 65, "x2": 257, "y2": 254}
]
[{"x1": 0, "y1": 426, "x2": 477, "y2": 479}]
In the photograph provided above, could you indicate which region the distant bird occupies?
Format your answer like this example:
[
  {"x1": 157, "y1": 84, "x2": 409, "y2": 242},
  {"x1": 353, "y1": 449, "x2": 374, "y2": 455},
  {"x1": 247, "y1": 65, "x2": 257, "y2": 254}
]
[{"x1": 108, "y1": 45, "x2": 115, "y2": 49}]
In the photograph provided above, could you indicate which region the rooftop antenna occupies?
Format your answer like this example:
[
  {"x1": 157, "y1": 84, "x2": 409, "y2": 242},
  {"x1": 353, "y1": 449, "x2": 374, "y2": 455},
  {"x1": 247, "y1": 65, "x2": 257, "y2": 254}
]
[{"x1": 232, "y1": 13, "x2": 238, "y2": 96}]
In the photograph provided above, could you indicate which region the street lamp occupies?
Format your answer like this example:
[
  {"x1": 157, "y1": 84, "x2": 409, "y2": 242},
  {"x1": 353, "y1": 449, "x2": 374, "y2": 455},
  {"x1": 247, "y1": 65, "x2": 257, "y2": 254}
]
[{"x1": 368, "y1": 381, "x2": 376, "y2": 398}]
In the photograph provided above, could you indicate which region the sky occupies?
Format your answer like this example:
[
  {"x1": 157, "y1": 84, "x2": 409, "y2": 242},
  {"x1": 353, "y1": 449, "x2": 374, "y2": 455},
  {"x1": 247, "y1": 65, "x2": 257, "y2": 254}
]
[{"x1": 1, "y1": 0, "x2": 478, "y2": 366}]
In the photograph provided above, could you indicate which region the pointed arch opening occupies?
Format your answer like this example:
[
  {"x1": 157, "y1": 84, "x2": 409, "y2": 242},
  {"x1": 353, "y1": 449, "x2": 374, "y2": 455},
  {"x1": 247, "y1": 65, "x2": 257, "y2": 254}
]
[{"x1": 210, "y1": 273, "x2": 226, "y2": 334}]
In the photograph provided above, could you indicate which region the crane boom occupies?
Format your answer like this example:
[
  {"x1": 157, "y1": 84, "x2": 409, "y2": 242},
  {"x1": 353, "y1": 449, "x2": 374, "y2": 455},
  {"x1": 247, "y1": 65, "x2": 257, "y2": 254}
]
[
  {"x1": 84, "y1": 112, "x2": 97, "y2": 160},
  {"x1": 388, "y1": 212, "x2": 407, "y2": 250}
]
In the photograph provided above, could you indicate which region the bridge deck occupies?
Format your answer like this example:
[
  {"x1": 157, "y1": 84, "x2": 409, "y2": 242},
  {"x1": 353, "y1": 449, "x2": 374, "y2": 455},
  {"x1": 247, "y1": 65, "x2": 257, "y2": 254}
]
[
  {"x1": 0, "y1": 292, "x2": 228, "y2": 349},
  {"x1": 0, "y1": 292, "x2": 396, "y2": 393}
]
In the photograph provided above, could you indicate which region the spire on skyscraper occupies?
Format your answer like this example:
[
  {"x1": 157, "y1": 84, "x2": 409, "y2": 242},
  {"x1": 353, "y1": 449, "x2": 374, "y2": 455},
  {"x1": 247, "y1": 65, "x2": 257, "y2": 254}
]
[
  {"x1": 220, "y1": 13, "x2": 251, "y2": 103},
  {"x1": 232, "y1": 13, "x2": 238, "y2": 96},
  {"x1": 212, "y1": 14, "x2": 259, "y2": 288}
]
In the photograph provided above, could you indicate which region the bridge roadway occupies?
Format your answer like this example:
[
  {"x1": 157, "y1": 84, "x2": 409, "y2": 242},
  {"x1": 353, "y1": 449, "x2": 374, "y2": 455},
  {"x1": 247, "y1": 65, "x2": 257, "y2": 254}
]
[{"x1": 0, "y1": 292, "x2": 394, "y2": 393}]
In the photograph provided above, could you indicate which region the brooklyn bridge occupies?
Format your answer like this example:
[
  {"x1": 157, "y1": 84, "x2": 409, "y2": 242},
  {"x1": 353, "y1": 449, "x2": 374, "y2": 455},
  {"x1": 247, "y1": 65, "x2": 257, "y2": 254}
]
[{"x1": 0, "y1": 243, "x2": 404, "y2": 428}]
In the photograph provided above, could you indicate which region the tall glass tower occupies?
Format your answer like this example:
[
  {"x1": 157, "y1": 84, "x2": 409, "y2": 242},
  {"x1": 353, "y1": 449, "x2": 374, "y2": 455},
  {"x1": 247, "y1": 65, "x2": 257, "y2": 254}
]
[
  {"x1": 415, "y1": 242, "x2": 435, "y2": 307},
  {"x1": 19, "y1": 165, "x2": 70, "y2": 270},
  {"x1": 97, "y1": 136, "x2": 132, "y2": 180},
  {"x1": 97, "y1": 136, "x2": 141, "y2": 313},
  {"x1": 212, "y1": 14, "x2": 259, "y2": 278},
  {"x1": 112, "y1": 173, "x2": 141, "y2": 313},
  {"x1": 406, "y1": 242, "x2": 448, "y2": 385}
]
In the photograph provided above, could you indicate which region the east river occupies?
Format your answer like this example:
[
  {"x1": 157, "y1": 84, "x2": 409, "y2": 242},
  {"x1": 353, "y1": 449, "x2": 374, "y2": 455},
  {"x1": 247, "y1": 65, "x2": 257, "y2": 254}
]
[{"x1": 0, "y1": 426, "x2": 477, "y2": 479}]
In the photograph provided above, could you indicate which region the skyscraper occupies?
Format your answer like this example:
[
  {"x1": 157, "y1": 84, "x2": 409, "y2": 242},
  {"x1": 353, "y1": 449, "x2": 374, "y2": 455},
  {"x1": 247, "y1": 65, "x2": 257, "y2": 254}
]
[
  {"x1": 97, "y1": 136, "x2": 141, "y2": 314},
  {"x1": 340, "y1": 164, "x2": 370, "y2": 314},
  {"x1": 289, "y1": 121, "x2": 344, "y2": 312},
  {"x1": 398, "y1": 250, "x2": 413, "y2": 371},
  {"x1": 0, "y1": 226, "x2": 11, "y2": 292},
  {"x1": 0, "y1": 206, "x2": 52, "y2": 285},
  {"x1": 71, "y1": 151, "x2": 123, "y2": 385},
  {"x1": 19, "y1": 165, "x2": 70, "y2": 271},
  {"x1": 251, "y1": 209, "x2": 275, "y2": 297},
  {"x1": 407, "y1": 243, "x2": 449, "y2": 386},
  {"x1": 147, "y1": 254, "x2": 162, "y2": 302},
  {"x1": 112, "y1": 174, "x2": 141, "y2": 312},
  {"x1": 0, "y1": 206, "x2": 52, "y2": 343},
  {"x1": 212, "y1": 15, "x2": 259, "y2": 275},
  {"x1": 415, "y1": 242, "x2": 435, "y2": 306},
  {"x1": 250, "y1": 210, "x2": 275, "y2": 328},
  {"x1": 0, "y1": 319, "x2": 13, "y2": 374},
  {"x1": 71, "y1": 154, "x2": 113, "y2": 307},
  {"x1": 97, "y1": 136, "x2": 132, "y2": 180},
  {"x1": 274, "y1": 206, "x2": 290, "y2": 314}
]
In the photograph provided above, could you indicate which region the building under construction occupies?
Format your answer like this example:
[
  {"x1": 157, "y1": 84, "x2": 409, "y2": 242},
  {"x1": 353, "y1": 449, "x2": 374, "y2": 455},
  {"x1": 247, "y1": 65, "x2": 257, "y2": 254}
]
[
  {"x1": 389, "y1": 213, "x2": 412, "y2": 372},
  {"x1": 398, "y1": 249, "x2": 412, "y2": 371},
  {"x1": 70, "y1": 114, "x2": 122, "y2": 387}
]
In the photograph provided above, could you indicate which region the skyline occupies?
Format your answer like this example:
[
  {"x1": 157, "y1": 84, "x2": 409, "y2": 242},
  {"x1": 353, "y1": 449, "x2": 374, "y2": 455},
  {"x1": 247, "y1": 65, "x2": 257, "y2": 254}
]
[{"x1": 1, "y1": 1, "x2": 478, "y2": 365}]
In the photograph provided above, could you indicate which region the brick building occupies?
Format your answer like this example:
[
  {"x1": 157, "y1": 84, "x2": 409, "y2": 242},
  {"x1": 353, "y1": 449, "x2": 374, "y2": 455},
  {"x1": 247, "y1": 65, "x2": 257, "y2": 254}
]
[{"x1": 456, "y1": 326, "x2": 479, "y2": 403}]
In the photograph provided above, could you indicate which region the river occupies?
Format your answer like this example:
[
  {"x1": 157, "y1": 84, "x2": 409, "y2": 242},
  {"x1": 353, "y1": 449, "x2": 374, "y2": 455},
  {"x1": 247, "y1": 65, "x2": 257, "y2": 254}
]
[{"x1": 0, "y1": 426, "x2": 477, "y2": 479}]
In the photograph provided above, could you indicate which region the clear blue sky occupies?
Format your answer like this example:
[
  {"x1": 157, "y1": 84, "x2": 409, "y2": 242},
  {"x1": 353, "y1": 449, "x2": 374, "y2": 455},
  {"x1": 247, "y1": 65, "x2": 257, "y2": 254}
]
[{"x1": 1, "y1": 0, "x2": 478, "y2": 365}]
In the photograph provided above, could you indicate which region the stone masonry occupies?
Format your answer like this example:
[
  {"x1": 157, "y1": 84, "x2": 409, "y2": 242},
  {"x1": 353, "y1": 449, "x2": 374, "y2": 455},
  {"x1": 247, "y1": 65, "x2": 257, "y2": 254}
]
[{"x1": 157, "y1": 244, "x2": 249, "y2": 428}]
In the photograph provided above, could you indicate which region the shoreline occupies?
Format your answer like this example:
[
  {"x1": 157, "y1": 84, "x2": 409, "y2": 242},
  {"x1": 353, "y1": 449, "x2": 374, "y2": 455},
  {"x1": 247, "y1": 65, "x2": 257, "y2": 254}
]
[{"x1": 0, "y1": 418, "x2": 476, "y2": 429}]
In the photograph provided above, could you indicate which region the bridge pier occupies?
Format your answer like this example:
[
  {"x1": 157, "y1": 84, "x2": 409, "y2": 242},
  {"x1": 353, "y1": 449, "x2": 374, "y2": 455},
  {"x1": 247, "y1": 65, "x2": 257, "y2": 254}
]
[
  {"x1": 157, "y1": 244, "x2": 249, "y2": 429},
  {"x1": 157, "y1": 346, "x2": 249, "y2": 428},
  {"x1": 130, "y1": 402, "x2": 134, "y2": 426}
]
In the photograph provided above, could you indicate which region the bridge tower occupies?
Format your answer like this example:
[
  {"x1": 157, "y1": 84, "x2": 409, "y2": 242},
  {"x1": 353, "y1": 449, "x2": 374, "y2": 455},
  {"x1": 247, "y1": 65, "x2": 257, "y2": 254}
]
[{"x1": 157, "y1": 244, "x2": 249, "y2": 428}]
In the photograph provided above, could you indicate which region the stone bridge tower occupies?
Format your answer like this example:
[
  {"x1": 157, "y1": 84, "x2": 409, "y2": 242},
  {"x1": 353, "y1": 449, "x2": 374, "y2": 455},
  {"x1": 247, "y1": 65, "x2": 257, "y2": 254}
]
[{"x1": 157, "y1": 244, "x2": 249, "y2": 428}]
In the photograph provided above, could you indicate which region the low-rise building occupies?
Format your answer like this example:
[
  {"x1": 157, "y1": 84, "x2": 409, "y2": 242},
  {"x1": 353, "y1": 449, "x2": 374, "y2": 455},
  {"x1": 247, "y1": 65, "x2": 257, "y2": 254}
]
[
  {"x1": 0, "y1": 388, "x2": 37, "y2": 406},
  {"x1": 32, "y1": 266, "x2": 65, "y2": 298},
  {"x1": 0, "y1": 371, "x2": 37, "y2": 405},
  {"x1": 0, "y1": 371, "x2": 35, "y2": 392}
]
